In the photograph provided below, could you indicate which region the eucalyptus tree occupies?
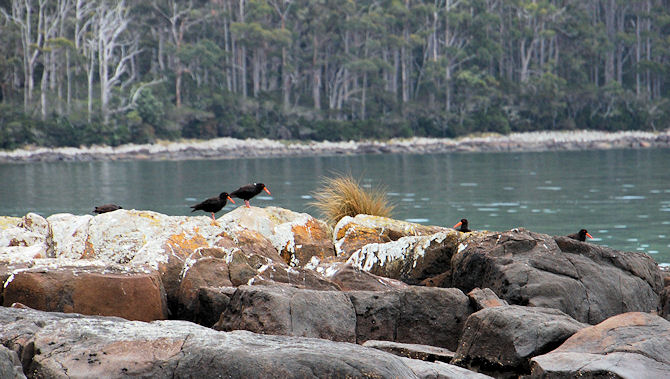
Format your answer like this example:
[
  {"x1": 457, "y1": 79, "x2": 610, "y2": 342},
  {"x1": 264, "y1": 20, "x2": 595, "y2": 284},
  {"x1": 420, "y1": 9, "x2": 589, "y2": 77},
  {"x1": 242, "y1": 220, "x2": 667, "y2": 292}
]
[{"x1": 152, "y1": 0, "x2": 211, "y2": 108}]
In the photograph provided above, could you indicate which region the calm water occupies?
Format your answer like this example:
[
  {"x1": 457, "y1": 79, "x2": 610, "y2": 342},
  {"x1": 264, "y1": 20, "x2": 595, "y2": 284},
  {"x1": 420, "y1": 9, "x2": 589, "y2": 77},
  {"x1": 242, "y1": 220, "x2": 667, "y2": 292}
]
[{"x1": 1, "y1": 149, "x2": 670, "y2": 264}]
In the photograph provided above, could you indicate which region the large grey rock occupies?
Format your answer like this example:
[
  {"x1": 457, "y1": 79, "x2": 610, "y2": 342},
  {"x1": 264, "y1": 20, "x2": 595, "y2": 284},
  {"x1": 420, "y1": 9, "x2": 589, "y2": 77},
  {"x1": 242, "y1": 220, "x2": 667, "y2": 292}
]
[
  {"x1": 451, "y1": 229, "x2": 662, "y2": 324},
  {"x1": 530, "y1": 312, "x2": 670, "y2": 378},
  {"x1": 0, "y1": 345, "x2": 25, "y2": 379},
  {"x1": 453, "y1": 305, "x2": 586, "y2": 376},
  {"x1": 213, "y1": 285, "x2": 356, "y2": 342},
  {"x1": 348, "y1": 287, "x2": 472, "y2": 351},
  {"x1": 0, "y1": 306, "x2": 485, "y2": 378}
]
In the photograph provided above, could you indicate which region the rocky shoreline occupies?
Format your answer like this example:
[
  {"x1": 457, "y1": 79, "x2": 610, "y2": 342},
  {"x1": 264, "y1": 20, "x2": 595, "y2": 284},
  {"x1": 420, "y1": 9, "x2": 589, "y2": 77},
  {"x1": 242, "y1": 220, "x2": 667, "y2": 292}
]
[
  {"x1": 2, "y1": 207, "x2": 670, "y2": 378},
  {"x1": 2, "y1": 129, "x2": 670, "y2": 163}
]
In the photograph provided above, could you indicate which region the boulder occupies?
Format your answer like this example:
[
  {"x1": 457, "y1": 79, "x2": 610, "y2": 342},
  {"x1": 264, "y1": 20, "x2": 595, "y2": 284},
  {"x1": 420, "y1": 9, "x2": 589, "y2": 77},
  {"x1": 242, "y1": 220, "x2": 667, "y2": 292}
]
[
  {"x1": 530, "y1": 312, "x2": 670, "y2": 378},
  {"x1": 246, "y1": 261, "x2": 341, "y2": 290},
  {"x1": 0, "y1": 345, "x2": 25, "y2": 379},
  {"x1": 46, "y1": 213, "x2": 93, "y2": 258},
  {"x1": 0, "y1": 213, "x2": 53, "y2": 260},
  {"x1": 660, "y1": 286, "x2": 670, "y2": 321},
  {"x1": 451, "y1": 228, "x2": 662, "y2": 324},
  {"x1": 191, "y1": 286, "x2": 237, "y2": 327},
  {"x1": 348, "y1": 287, "x2": 472, "y2": 350},
  {"x1": 347, "y1": 231, "x2": 461, "y2": 285},
  {"x1": 467, "y1": 287, "x2": 508, "y2": 311},
  {"x1": 333, "y1": 214, "x2": 448, "y2": 259},
  {"x1": 2, "y1": 262, "x2": 168, "y2": 322},
  {"x1": 57, "y1": 210, "x2": 224, "y2": 310},
  {"x1": 177, "y1": 257, "x2": 232, "y2": 321},
  {"x1": 0, "y1": 306, "x2": 485, "y2": 379},
  {"x1": 214, "y1": 226, "x2": 283, "y2": 263},
  {"x1": 363, "y1": 340, "x2": 455, "y2": 362},
  {"x1": 452, "y1": 305, "x2": 586, "y2": 376},
  {"x1": 400, "y1": 358, "x2": 493, "y2": 379},
  {"x1": 219, "y1": 206, "x2": 336, "y2": 267},
  {"x1": 311, "y1": 261, "x2": 409, "y2": 291},
  {"x1": 213, "y1": 285, "x2": 356, "y2": 342}
]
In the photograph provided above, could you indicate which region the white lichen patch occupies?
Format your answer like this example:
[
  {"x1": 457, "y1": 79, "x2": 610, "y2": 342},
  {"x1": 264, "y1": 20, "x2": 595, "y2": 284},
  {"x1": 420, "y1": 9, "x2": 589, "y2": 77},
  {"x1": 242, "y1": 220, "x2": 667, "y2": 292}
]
[
  {"x1": 347, "y1": 236, "x2": 424, "y2": 272},
  {"x1": 304, "y1": 256, "x2": 321, "y2": 271},
  {"x1": 457, "y1": 243, "x2": 468, "y2": 253}
]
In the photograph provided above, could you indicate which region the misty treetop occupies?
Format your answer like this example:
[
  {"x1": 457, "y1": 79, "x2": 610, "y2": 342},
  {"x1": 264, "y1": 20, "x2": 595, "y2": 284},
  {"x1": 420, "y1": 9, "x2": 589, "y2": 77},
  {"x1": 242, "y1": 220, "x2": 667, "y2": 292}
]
[{"x1": 1, "y1": 0, "x2": 669, "y2": 149}]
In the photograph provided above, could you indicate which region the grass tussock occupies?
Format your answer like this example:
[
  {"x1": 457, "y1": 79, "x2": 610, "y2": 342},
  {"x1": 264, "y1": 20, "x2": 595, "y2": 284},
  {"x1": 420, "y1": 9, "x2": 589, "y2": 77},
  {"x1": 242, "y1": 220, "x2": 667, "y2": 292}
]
[{"x1": 309, "y1": 174, "x2": 395, "y2": 226}]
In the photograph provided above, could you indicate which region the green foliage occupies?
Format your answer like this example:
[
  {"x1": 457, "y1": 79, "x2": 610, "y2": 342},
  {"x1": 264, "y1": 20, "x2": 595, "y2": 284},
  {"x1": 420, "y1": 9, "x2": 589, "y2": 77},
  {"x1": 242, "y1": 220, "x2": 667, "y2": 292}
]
[{"x1": 1, "y1": 0, "x2": 670, "y2": 150}]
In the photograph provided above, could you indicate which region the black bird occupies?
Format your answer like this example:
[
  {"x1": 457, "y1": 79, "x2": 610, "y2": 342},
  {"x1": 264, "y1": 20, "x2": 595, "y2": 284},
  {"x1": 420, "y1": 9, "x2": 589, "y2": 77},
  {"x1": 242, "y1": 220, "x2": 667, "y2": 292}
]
[
  {"x1": 94, "y1": 204, "x2": 122, "y2": 214},
  {"x1": 453, "y1": 219, "x2": 471, "y2": 233},
  {"x1": 190, "y1": 192, "x2": 235, "y2": 220},
  {"x1": 567, "y1": 229, "x2": 593, "y2": 242},
  {"x1": 230, "y1": 183, "x2": 271, "y2": 208}
]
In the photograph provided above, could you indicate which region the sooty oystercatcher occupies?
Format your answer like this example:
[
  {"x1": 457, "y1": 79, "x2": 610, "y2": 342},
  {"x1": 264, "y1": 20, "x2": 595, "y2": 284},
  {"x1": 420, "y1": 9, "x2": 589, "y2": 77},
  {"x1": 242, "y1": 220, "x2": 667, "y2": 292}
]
[
  {"x1": 453, "y1": 219, "x2": 471, "y2": 233},
  {"x1": 94, "y1": 204, "x2": 122, "y2": 214},
  {"x1": 567, "y1": 229, "x2": 593, "y2": 242},
  {"x1": 230, "y1": 183, "x2": 271, "y2": 208},
  {"x1": 190, "y1": 192, "x2": 235, "y2": 220}
]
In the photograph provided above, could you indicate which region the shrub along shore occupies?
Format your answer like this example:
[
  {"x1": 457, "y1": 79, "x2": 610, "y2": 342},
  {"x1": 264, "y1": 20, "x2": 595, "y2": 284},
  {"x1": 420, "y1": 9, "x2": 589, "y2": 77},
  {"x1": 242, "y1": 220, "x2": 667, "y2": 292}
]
[{"x1": 1, "y1": 129, "x2": 670, "y2": 163}]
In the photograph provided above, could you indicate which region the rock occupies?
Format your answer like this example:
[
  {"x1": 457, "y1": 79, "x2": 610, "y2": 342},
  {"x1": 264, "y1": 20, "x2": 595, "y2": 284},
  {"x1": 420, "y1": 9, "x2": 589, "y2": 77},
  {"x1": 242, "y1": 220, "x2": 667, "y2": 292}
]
[
  {"x1": 0, "y1": 306, "x2": 480, "y2": 379},
  {"x1": 64, "y1": 210, "x2": 224, "y2": 310},
  {"x1": 467, "y1": 287, "x2": 508, "y2": 311},
  {"x1": 333, "y1": 214, "x2": 448, "y2": 259},
  {"x1": 348, "y1": 287, "x2": 472, "y2": 350},
  {"x1": 660, "y1": 286, "x2": 670, "y2": 321},
  {"x1": 2, "y1": 262, "x2": 168, "y2": 322},
  {"x1": 213, "y1": 285, "x2": 356, "y2": 342},
  {"x1": 347, "y1": 231, "x2": 461, "y2": 285},
  {"x1": 363, "y1": 340, "x2": 455, "y2": 362},
  {"x1": 192, "y1": 286, "x2": 237, "y2": 327},
  {"x1": 177, "y1": 257, "x2": 232, "y2": 321},
  {"x1": 530, "y1": 312, "x2": 670, "y2": 378},
  {"x1": 451, "y1": 228, "x2": 662, "y2": 324},
  {"x1": 219, "y1": 206, "x2": 336, "y2": 267},
  {"x1": 247, "y1": 261, "x2": 341, "y2": 290},
  {"x1": 46, "y1": 213, "x2": 93, "y2": 258},
  {"x1": 0, "y1": 213, "x2": 53, "y2": 260},
  {"x1": 311, "y1": 262, "x2": 409, "y2": 291},
  {"x1": 0, "y1": 345, "x2": 25, "y2": 379},
  {"x1": 399, "y1": 358, "x2": 493, "y2": 379},
  {"x1": 452, "y1": 305, "x2": 586, "y2": 376},
  {"x1": 214, "y1": 226, "x2": 283, "y2": 263}
]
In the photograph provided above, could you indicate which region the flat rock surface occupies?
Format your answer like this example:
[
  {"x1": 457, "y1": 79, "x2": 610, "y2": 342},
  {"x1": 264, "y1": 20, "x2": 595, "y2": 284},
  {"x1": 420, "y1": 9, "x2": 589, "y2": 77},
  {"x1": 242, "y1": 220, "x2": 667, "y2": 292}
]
[
  {"x1": 530, "y1": 312, "x2": 670, "y2": 378},
  {"x1": 0, "y1": 306, "x2": 486, "y2": 378}
]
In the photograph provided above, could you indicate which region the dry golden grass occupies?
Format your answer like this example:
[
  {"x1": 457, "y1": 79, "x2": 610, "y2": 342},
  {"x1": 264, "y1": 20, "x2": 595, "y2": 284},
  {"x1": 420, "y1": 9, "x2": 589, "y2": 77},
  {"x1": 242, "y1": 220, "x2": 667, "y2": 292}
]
[{"x1": 309, "y1": 174, "x2": 395, "y2": 226}]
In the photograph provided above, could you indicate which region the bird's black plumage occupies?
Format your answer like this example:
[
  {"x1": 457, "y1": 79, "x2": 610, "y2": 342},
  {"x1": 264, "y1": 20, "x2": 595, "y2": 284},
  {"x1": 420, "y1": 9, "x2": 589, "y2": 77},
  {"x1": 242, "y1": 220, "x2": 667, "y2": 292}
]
[
  {"x1": 230, "y1": 183, "x2": 271, "y2": 208},
  {"x1": 453, "y1": 218, "x2": 471, "y2": 233},
  {"x1": 566, "y1": 229, "x2": 593, "y2": 242},
  {"x1": 94, "y1": 204, "x2": 122, "y2": 214},
  {"x1": 190, "y1": 192, "x2": 234, "y2": 220}
]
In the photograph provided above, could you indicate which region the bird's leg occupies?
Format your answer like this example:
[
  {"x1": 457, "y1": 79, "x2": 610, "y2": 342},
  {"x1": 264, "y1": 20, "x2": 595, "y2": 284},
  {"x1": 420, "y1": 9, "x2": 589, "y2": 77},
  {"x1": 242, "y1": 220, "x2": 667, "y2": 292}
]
[
  {"x1": 245, "y1": 200, "x2": 250, "y2": 208},
  {"x1": 211, "y1": 213, "x2": 216, "y2": 220}
]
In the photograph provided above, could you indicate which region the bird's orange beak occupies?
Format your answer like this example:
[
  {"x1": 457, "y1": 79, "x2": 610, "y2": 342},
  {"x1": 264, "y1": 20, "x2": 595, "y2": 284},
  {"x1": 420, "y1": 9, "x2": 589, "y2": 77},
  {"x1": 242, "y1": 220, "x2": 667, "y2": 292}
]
[
  {"x1": 227, "y1": 196, "x2": 235, "y2": 204},
  {"x1": 453, "y1": 221, "x2": 462, "y2": 228},
  {"x1": 264, "y1": 187, "x2": 271, "y2": 195},
  {"x1": 586, "y1": 232, "x2": 593, "y2": 239}
]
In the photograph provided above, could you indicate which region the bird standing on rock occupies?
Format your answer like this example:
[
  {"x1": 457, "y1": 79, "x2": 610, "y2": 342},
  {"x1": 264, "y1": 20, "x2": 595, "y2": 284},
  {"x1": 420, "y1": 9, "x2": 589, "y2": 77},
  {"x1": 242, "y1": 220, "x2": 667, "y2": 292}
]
[
  {"x1": 453, "y1": 219, "x2": 471, "y2": 232},
  {"x1": 230, "y1": 183, "x2": 271, "y2": 208},
  {"x1": 567, "y1": 229, "x2": 593, "y2": 242},
  {"x1": 190, "y1": 192, "x2": 235, "y2": 220},
  {"x1": 94, "y1": 204, "x2": 122, "y2": 214}
]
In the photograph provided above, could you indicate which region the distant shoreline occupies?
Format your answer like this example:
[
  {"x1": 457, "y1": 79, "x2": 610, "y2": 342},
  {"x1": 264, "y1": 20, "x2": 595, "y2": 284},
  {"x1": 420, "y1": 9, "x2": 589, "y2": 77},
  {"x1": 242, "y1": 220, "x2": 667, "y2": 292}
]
[{"x1": 1, "y1": 130, "x2": 669, "y2": 163}]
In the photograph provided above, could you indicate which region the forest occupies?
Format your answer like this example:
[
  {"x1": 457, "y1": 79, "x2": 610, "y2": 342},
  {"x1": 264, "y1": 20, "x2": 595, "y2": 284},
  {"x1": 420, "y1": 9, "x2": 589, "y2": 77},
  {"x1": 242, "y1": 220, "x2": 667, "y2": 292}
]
[{"x1": 1, "y1": 0, "x2": 669, "y2": 149}]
